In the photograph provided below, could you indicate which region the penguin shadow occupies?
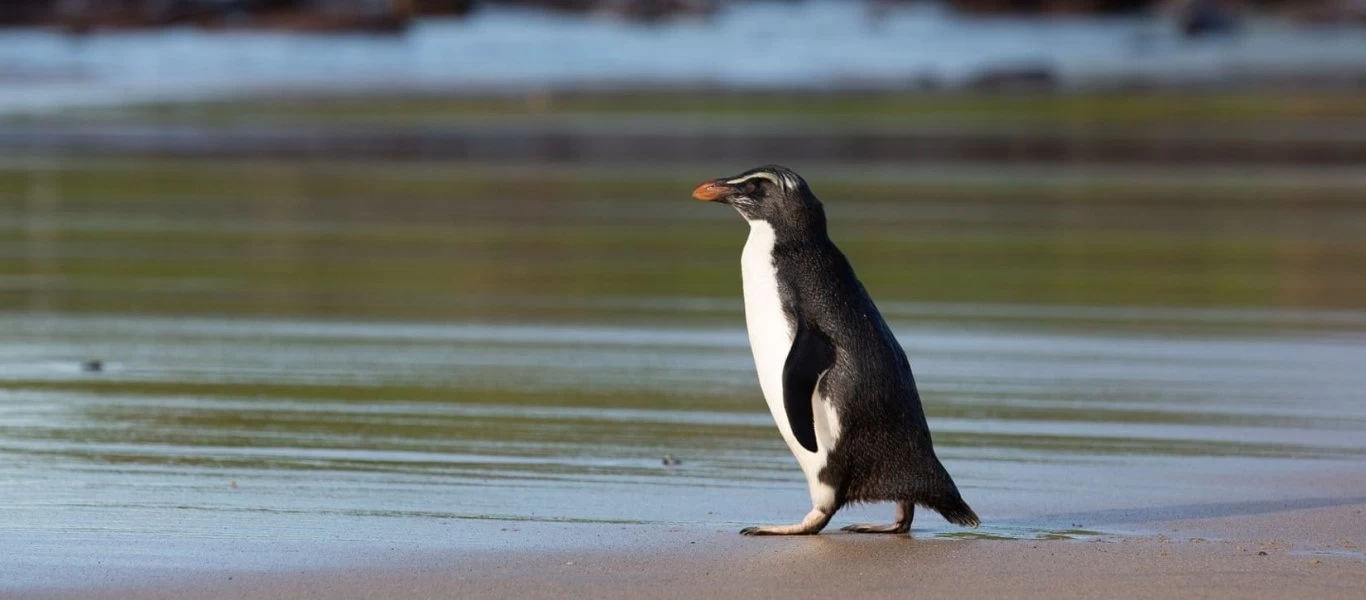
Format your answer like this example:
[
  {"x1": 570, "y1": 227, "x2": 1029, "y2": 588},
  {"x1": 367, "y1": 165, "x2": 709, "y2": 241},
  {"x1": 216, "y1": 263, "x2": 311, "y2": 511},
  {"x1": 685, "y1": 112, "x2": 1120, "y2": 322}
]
[{"x1": 956, "y1": 495, "x2": 1366, "y2": 541}]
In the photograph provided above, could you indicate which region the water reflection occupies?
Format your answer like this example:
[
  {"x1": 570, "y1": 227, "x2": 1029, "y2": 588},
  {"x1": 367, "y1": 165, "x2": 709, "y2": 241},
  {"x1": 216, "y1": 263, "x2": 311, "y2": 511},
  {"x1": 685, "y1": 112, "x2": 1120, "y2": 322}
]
[{"x1": 4, "y1": 159, "x2": 1365, "y2": 319}]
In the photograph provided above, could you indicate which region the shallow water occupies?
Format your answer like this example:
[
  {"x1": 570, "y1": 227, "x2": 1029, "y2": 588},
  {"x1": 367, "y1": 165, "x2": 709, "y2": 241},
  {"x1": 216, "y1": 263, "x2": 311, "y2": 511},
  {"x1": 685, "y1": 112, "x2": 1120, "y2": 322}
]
[
  {"x1": 3, "y1": 311, "x2": 1365, "y2": 583},
  {"x1": 2, "y1": 157, "x2": 1366, "y2": 588}
]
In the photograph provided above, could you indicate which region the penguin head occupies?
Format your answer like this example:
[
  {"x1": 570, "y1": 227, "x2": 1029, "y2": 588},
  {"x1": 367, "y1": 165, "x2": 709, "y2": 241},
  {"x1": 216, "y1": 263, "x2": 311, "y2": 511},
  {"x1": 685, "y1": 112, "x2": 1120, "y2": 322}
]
[{"x1": 692, "y1": 165, "x2": 824, "y2": 229}]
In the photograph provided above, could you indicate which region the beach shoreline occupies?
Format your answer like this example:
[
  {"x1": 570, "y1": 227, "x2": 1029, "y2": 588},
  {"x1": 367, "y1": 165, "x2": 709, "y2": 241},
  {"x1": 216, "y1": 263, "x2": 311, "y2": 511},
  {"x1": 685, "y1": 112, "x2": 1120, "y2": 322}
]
[{"x1": 18, "y1": 496, "x2": 1366, "y2": 600}]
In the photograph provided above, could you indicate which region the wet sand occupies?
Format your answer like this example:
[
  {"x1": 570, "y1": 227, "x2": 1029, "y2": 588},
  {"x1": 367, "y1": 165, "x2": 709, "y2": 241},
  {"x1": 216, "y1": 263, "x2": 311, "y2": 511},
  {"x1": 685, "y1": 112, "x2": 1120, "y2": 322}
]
[{"x1": 25, "y1": 497, "x2": 1366, "y2": 600}]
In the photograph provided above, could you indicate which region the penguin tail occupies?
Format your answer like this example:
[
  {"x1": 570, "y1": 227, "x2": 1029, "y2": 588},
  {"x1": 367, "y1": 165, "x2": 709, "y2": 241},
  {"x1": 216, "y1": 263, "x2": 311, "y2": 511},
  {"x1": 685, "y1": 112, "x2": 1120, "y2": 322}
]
[
  {"x1": 930, "y1": 494, "x2": 980, "y2": 529},
  {"x1": 920, "y1": 464, "x2": 980, "y2": 528}
]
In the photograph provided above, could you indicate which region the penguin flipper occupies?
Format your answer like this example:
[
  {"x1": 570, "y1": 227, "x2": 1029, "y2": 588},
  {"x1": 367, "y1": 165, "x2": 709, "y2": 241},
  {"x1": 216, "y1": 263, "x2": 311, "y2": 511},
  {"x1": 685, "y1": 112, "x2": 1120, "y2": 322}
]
[{"x1": 782, "y1": 320, "x2": 835, "y2": 453}]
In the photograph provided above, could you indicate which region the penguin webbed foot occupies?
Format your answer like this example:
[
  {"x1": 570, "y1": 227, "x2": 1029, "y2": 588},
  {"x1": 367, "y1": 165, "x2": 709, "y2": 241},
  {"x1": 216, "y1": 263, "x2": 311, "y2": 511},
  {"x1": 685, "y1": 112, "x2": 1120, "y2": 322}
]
[
  {"x1": 840, "y1": 522, "x2": 909, "y2": 534},
  {"x1": 739, "y1": 525, "x2": 821, "y2": 536},
  {"x1": 740, "y1": 526, "x2": 814, "y2": 536},
  {"x1": 739, "y1": 508, "x2": 832, "y2": 536},
  {"x1": 840, "y1": 501, "x2": 913, "y2": 535}
]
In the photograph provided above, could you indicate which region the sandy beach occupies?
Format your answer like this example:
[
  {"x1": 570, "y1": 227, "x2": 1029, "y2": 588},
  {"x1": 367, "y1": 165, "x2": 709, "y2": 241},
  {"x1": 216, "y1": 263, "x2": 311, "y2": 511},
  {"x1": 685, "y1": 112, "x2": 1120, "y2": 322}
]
[{"x1": 17, "y1": 491, "x2": 1365, "y2": 600}]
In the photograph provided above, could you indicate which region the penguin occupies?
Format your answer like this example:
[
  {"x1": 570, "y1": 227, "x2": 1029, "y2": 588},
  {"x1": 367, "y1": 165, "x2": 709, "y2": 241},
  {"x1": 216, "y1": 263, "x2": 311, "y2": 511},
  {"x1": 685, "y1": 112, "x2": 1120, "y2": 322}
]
[{"x1": 692, "y1": 165, "x2": 979, "y2": 536}]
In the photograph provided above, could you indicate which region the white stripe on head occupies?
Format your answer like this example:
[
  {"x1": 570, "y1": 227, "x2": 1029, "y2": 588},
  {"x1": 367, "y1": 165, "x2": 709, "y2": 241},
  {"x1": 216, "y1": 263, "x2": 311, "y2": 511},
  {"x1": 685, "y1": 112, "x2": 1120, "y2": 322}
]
[{"x1": 726, "y1": 171, "x2": 784, "y2": 190}]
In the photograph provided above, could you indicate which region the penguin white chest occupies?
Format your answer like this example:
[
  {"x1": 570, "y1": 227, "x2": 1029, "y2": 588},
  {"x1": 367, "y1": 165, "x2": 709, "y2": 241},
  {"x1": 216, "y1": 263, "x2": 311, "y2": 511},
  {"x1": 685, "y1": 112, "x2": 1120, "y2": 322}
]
[
  {"x1": 740, "y1": 221, "x2": 839, "y2": 473},
  {"x1": 740, "y1": 221, "x2": 793, "y2": 416}
]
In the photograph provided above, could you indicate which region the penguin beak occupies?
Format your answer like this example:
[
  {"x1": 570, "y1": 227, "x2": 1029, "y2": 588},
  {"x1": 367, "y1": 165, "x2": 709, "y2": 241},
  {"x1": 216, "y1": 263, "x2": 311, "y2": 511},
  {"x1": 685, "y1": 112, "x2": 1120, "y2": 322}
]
[{"x1": 691, "y1": 180, "x2": 735, "y2": 203}]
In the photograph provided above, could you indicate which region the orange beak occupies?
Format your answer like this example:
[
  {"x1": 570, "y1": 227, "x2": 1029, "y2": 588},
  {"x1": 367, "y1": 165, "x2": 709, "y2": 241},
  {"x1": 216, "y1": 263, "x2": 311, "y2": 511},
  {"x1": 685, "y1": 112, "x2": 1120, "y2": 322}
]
[{"x1": 691, "y1": 180, "x2": 733, "y2": 202}]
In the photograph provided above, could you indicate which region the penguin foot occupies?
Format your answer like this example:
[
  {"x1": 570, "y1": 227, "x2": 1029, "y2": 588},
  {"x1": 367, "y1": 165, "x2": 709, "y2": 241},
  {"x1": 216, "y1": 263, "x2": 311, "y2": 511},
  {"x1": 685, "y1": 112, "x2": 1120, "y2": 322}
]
[
  {"x1": 740, "y1": 526, "x2": 814, "y2": 536},
  {"x1": 840, "y1": 502, "x2": 913, "y2": 534},
  {"x1": 739, "y1": 525, "x2": 820, "y2": 536},
  {"x1": 740, "y1": 508, "x2": 832, "y2": 536},
  {"x1": 840, "y1": 522, "x2": 909, "y2": 534}
]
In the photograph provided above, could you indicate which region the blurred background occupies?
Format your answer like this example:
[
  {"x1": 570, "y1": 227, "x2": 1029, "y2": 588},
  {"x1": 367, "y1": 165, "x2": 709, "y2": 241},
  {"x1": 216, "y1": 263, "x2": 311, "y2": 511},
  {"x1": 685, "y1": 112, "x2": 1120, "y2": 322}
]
[{"x1": 3, "y1": 0, "x2": 1366, "y2": 584}]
